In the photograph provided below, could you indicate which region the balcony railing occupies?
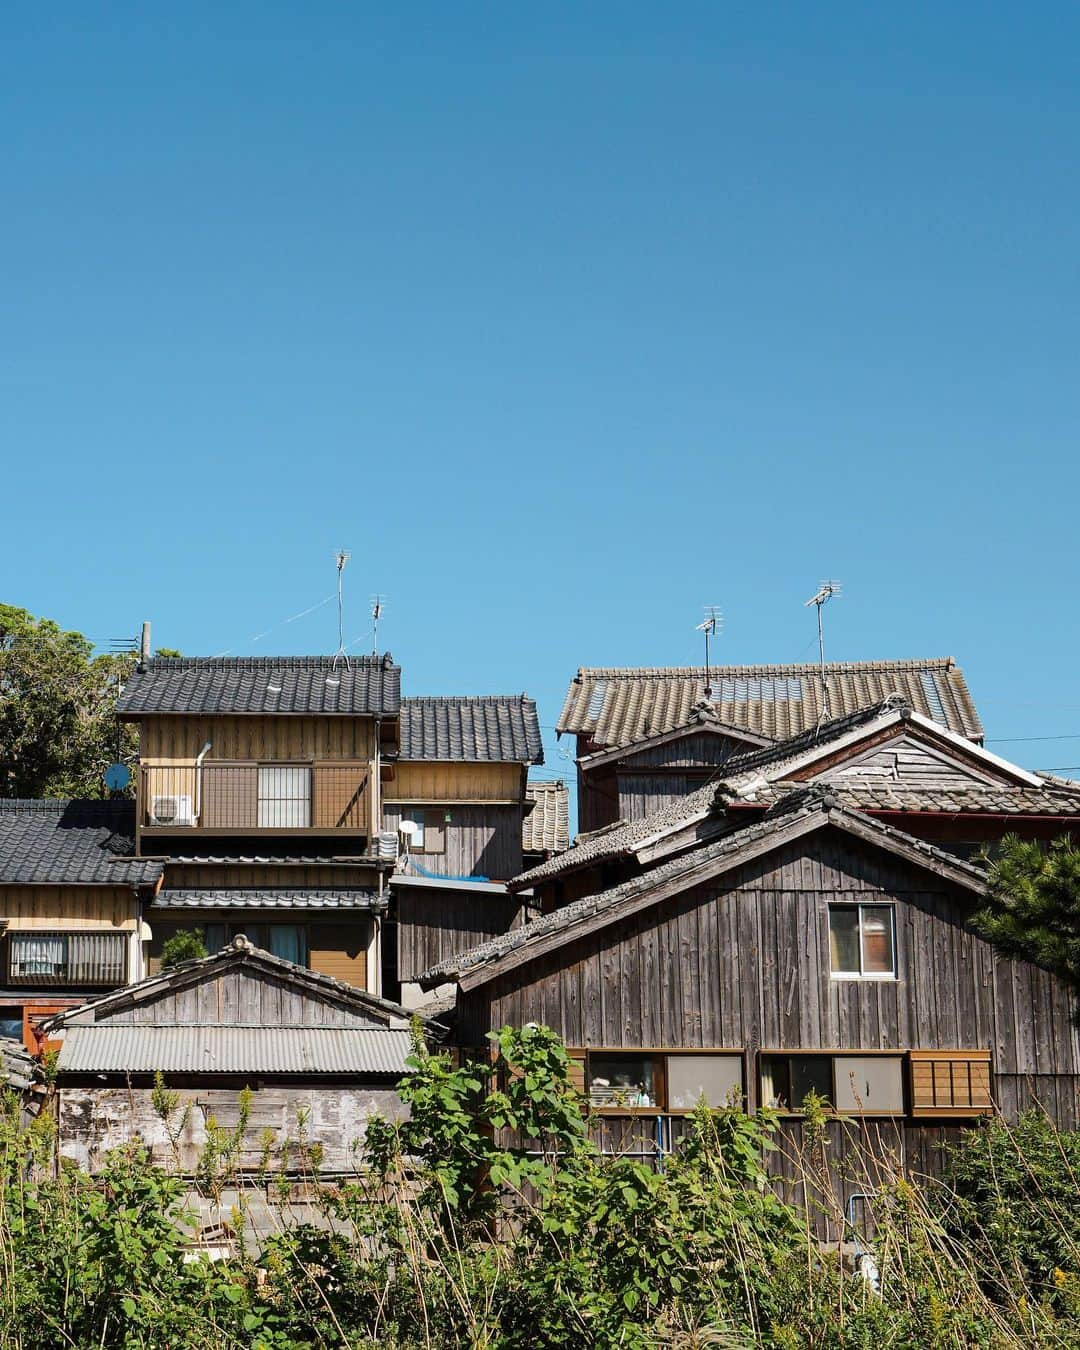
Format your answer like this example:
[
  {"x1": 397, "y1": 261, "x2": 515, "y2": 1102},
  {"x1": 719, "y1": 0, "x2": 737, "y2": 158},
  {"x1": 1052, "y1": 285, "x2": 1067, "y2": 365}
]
[
  {"x1": 140, "y1": 762, "x2": 374, "y2": 834},
  {"x1": 8, "y1": 932, "x2": 127, "y2": 987}
]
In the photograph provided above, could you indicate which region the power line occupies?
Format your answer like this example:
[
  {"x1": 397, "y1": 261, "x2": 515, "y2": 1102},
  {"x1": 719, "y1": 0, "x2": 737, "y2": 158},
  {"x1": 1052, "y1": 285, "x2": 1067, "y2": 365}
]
[{"x1": 987, "y1": 733, "x2": 1080, "y2": 744}]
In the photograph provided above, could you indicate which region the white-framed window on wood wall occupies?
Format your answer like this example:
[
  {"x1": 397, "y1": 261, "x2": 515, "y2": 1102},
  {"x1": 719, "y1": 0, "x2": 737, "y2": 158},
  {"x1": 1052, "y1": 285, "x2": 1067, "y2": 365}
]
[{"x1": 828, "y1": 903, "x2": 896, "y2": 979}]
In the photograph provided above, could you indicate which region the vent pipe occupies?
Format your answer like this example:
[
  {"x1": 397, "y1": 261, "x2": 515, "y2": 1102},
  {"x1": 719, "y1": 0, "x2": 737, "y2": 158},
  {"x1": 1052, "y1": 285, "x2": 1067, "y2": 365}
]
[{"x1": 140, "y1": 621, "x2": 152, "y2": 663}]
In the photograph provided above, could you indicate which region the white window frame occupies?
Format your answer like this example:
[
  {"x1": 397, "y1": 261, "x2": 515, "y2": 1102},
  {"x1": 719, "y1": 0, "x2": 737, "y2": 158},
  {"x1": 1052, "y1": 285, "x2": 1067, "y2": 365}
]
[{"x1": 828, "y1": 903, "x2": 897, "y2": 981}]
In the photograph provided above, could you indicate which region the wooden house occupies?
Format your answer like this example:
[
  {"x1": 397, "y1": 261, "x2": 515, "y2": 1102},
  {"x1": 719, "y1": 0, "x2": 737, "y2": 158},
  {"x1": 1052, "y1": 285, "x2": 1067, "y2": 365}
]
[
  {"x1": 115, "y1": 653, "x2": 401, "y2": 995},
  {"x1": 386, "y1": 695, "x2": 546, "y2": 1005},
  {"x1": 42, "y1": 935, "x2": 436, "y2": 1175},
  {"x1": 422, "y1": 785, "x2": 1080, "y2": 1232},
  {"x1": 0, "y1": 800, "x2": 163, "y2": 1050},
  {"x1": 558, "y1": 658, "x2": 983, "y2": 831}
]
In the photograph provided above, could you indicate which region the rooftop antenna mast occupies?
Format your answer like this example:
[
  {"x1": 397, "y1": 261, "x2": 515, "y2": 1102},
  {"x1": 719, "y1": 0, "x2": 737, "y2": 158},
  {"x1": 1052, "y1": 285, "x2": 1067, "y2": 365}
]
[
  {"x1": 371, "y1": 594, "x2": 384, "y2": 657},
  {"x1": 695, "y1": 607, "x2": 723, "y2": 699},
  {"x1": 804, "y1": 580, "x2": 842, "y2": 726},
  {"x1": 332, "y1": 550, "x2": 352, "y2": 671}
]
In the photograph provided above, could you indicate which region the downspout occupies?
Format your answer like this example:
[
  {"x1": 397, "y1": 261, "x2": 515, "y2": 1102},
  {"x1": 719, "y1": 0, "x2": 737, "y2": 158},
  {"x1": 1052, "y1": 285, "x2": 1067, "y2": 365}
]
[
  {"x1": 373, "y1": 717, "x2": 383, "y2": 995},
  {"x1": 193, "y1": 742, "x2": 212, "y2": 824}
]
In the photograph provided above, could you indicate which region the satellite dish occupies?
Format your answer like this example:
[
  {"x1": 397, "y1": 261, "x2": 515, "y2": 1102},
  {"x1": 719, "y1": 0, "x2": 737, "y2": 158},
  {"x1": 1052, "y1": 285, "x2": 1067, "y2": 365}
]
[
  {"x1": 399, "y1": 819, "x2": 419, "y2": 838},
  {"x1": 104, "y1": 763, "x2": 130, "y2": 791}
]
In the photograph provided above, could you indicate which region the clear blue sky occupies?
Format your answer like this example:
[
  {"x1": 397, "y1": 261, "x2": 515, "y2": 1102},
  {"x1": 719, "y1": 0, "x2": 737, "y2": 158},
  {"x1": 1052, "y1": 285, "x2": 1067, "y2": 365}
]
[{"x1": 5, "y1": 4, "x2": 1080, "y2": 805}]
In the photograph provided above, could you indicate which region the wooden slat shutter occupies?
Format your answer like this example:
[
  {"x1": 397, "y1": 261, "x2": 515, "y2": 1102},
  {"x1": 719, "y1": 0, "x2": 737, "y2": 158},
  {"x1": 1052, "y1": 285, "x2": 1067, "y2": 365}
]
[
  {"x1": 565, "y1": 1049, "x2": 587, "y2": 1097},
  {"x1": 909, "y1": 1051, "x2": 993, "y2": 1116},
  {"x1": 312, "y1": 764, "x2": 369, "y2": 829},
  {"x1": 202, "y1": 766, "x2": 257, "y2": 828}
]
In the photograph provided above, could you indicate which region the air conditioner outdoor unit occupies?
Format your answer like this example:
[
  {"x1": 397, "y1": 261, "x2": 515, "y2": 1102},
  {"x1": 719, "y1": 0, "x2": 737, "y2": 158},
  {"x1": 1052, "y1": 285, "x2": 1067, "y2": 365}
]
[{"x1": 151, "y1": 794, "x2": 194, "y2": 826}]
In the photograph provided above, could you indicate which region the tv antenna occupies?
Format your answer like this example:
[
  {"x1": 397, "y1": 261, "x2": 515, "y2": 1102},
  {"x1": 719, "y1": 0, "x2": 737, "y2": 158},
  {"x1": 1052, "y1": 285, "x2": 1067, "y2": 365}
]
[
  {"x1": 332, "y1": 550, "x2": 352, "y2": 671},
  {"x1": 695, "y1": 607, "x2": 723, "y2": 698},
  {"x1": 371, "y1": 595, "x2": 384, "y2": 656},
  {"x1": 804, "y1": 581, "x2": 842, "y2": 724}
]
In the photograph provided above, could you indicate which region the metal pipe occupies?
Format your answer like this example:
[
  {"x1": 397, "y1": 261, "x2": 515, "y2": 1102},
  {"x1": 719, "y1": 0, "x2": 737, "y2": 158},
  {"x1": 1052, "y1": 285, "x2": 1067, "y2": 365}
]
[{"x1": 193, "y1": 742, "x2": 212, "y2": 823}]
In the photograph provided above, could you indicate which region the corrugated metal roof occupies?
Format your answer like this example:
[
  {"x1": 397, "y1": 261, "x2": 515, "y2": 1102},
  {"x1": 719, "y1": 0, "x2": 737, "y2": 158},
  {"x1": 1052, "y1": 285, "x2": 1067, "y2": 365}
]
[
  {"x1": 151, "y1": 889, "x2": 379, "y2": 910},
  {"x1": 117, "y1": 655, "x2": 401, "y2": 717},
  {"x1": 398, "y1": 696, "x2": 543, "y2": 763},
  {"x1": 557, "y1": 658, "x2": 982, "y2": 746},
  {"x1": 523, "y1": 781, "x2": 570, "y2": 855},
  {"x1": 0, "y1": 800, "x2": 162, "y2": 886},
  {"x1": 57, "y1": 1024, "x2": 414, "y2": 1076}
]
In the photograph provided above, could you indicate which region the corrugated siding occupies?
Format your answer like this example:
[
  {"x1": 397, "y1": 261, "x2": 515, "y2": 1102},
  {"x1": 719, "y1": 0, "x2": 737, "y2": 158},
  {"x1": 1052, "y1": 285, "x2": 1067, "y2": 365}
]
[{"x1": 57, "y1": 1025, "x2": 412, "y2": 1075}]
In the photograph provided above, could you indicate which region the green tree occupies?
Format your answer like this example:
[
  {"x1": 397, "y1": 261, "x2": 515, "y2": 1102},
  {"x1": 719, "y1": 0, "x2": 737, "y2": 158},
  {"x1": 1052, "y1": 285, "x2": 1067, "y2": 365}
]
[
  {"x1": 160, "y1": 928, "x2": 208, "y2": 970},
  {"x1": 972, "y1": 833, "x2": 1080, "y2": 994},
  {"x1": 0, "y1": 604, "x2": 137, "y2": 798}
]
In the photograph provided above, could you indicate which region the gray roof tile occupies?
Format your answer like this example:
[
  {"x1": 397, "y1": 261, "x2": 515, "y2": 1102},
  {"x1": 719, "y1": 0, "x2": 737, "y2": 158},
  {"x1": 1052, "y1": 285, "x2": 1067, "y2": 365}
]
[
  {"x1": 398, "y1": 696, "x2": 543, "y2": 763},
  {"x1": 0, "y1": 800, "x2": 162, "y2": 886},
  {"x1": 558, "y1": 658, "x2": 981, "y2": 746},
  {"x1": 523, "y1": 781, "x2": 570, "y2": 854},
  {"x1": 117, "y1": 655, "x2": 401, "y2": 717},
  {"x1": 151, "y1": 888, "x2": 380, "y2": 910}
]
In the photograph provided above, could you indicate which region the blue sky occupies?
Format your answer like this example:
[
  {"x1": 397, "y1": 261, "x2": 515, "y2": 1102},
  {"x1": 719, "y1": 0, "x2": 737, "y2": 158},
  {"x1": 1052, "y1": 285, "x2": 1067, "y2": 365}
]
[{"x1": 4, "y1": 4, "x2": 1080, "y2": 803}]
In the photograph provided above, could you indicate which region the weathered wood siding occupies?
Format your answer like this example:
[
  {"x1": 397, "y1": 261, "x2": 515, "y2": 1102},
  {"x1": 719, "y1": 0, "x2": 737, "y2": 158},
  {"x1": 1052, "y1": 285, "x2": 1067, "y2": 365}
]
[
  {"x1": 818, "y1": 732, "x2": 1000, "y2": 789},
  {"x1": 389, "y1": 762, "x2": 521, "y2": 802},
  {"x1": 85, "y1": 964, "x2": 384, "y2": 1027},
  {"x1": 384, "y1": 804, "x2": 523, "y2": 881},
  {"x1": 58, "y1": 1083, "x2": 405, "y2": 1174},
  {"x1": 616, "y1": 732, "x2": 756, "y2": 770},
  {"x1": 138, "y1": 715, "x2": 377, "y2": 763},
  {"x1": 617, "y1": 772, "x2": 714, "y2": 822},
  {"x1": 0, "y1": 885, "x2": 138, "y2": 931},
  {"x1": 457, "y1": 826, "x2": 1080, "y2": 1103},
  {"x1": 309, "y1": 922, "x2": 369, "y2": 988},
  {"x1": 396, "y1": 888, "x2": 523, "y2": 983}
]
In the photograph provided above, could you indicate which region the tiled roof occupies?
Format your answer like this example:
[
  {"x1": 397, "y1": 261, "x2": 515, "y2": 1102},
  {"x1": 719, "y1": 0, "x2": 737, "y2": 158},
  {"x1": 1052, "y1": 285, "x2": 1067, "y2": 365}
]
[
  {"x1": 758, "y1": 782, "x2": 1080, "y2": 817},
  {"x1": 398, "y1": 696, "x2": 543, "y2": 763},
  {"x1": 57, "y1": 1024, "x2": 414, "y2": 1077},
  {"x1": 511, "y1": 779, "x2": 729, "y2": 889},
  {"x1": 1, "y1": 1042, "x2": 37, "y2": 1093},
  {"x1": 0, "y1": 800, "x2": 162, "y2": 887},
  {"x1": 151, "y1": 888, "x2": 380, "y2": 910},
  {"x1": 558, "y1": 658, "x2": 982, "y2": 747},
  {"x1": 523, "y1": 781, "x2": 570, "y2": 855},
  {"x1": 117, "y1": 655, "x2": 401, "y2": 717},
  {"x1": 423, "y1": 790, "x2": 988, "y2": 985}
]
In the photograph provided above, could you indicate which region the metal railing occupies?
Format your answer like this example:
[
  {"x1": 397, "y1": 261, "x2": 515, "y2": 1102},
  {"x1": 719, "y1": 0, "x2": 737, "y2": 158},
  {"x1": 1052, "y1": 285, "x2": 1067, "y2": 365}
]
[
  {"x1": 8, "y1": 931, "x2": 127, "y2": 987},
  {"x1": 140, "y1": 762, "x2": 374, "y2": 832}
]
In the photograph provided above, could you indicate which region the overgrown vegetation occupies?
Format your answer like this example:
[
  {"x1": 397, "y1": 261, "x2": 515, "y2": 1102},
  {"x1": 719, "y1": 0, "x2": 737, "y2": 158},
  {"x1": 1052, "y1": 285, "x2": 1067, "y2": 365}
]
[
  {"x1": 973, "y1": 833, "x2": 1080, "y2": 1002},
  {"x1": 2, "y1": 1026, "x2": 1079, "y2": 1346},
  {"x1": 160, "y1": 927, "x2": 209, "y2": 969}
]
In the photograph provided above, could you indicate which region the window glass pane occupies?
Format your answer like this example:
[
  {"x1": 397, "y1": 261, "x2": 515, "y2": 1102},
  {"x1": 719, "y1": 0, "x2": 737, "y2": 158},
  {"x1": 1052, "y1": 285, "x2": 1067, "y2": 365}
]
[
  {"x1": 0, "y1": 1014, "x2": 23, "y2": 1042},
  {"x1": 860, "y1": 907, "x2": 895, "y2": 975},
  {"x1": 10, "y1": 935, "x2": 66, "y2": 977},
  {"x1": 258, "y1": 766, "x2": 311, "y2": 828},
  {"x1": 760, "y1": 1056, "x2": 790, "y2": 1109},
  {"x1": 587, "y1": 1053, "x2": 657, "y2": 1108},
  {"x1": 790, "y1": 1056, "x2": 834, "y2": 1109},
  {"x1": 667, "y1": 1055, "x2": 742, "y2": 1109},
  {"x1": 829, "y1": 907, "x2": 860, "y2": 974},
  {"x1": 833, "y1": 1056, "x2": 904, "y2": 1113},
  {"x1": 401, "y1": 809, "x2": 425, "y2": 850},
  {"x1": 268, "y1": 925, "x2": 303, "y2": 965}
]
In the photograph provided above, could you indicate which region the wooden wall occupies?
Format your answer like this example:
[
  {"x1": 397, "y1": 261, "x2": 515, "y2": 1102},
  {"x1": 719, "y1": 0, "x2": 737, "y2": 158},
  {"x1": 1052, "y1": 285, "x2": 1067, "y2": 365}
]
[
  {"x1": 58, "y1": 1083, "x2": 405, "y2": 1175},
  {"x1": 457, "y1": 825, "x2": 1080, "y2": 1102},
  {"x1": 80, "y1": 963, "x2": 382, "y2": 1027},
  {"x1": 616, "y1": 732, "x2": 756, "y2": 771},
  {"x1": 138, "y1": 715, "x2": 377, "y2": 763},
  {"x1": 389, "y1": 761, "x2": 521, "y2": 802},
  {"x1": 383, "y1": 804, "x2": 523, "y2": 881},
  {"x1": 0, "y1": 885, "x2": 137, "y2": 931},
  {"x1": 396, "y1": 887, "x2": 523, "y2": 983},
  {"x1": 616, "y1": 772, "x2": 714, "y2": 822},
  {"x1": 160, "y1": 863, "x2": 378, "y2": 889}
]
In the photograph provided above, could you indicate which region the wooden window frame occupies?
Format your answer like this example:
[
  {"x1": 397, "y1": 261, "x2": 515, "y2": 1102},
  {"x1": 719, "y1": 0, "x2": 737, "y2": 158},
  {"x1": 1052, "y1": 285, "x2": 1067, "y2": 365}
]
[
  {"x1": 569, "y1": 1047, "x2": 745, "y2": 1116},
  {"x1": 828, "y1": 902, "x2": 897, "y2": 981},
  {"x1": 759, "y1": 1048, "x2": 907, "y2": 1118}
]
